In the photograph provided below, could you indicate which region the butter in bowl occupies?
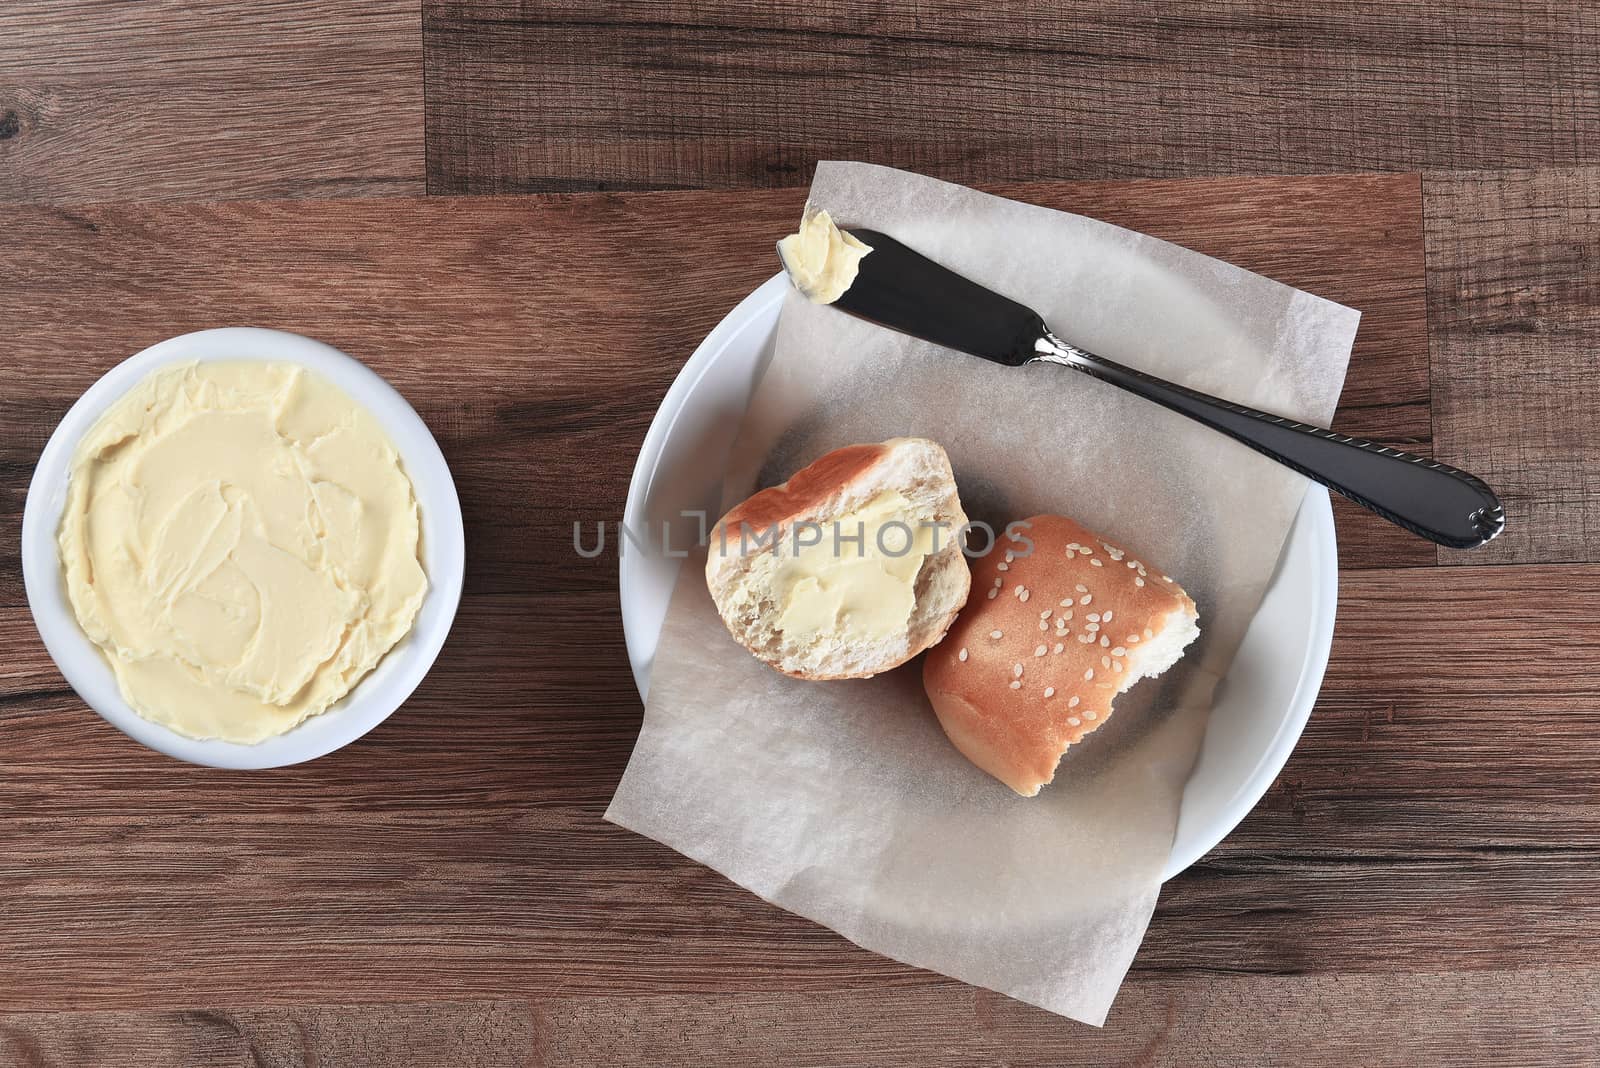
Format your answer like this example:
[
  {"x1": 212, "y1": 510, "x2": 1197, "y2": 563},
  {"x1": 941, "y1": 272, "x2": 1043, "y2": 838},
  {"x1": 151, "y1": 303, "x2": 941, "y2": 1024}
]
[{"x1": 22, "y1": 328, "x2": 465, "y2": 768}]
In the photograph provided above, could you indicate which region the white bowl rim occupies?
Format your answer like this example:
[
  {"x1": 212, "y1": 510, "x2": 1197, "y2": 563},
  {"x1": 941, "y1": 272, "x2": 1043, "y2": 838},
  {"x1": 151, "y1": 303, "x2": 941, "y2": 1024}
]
[
  {"x1": 1164, "y1": 487, "x2": 1337, "y2": 876},
  {"x1": 618, "y1": 274, "x2": 1337, "y2": 881},
  {"x1": 21, "y1": 327, "x2": 465, "y2": 769}
]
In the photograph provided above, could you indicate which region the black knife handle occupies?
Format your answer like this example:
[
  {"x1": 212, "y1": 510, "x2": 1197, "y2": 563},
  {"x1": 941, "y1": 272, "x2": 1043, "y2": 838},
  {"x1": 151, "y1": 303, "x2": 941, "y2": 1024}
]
[{"x1": 1036, "y1": 333, "x2": 1505, "y2": 549}]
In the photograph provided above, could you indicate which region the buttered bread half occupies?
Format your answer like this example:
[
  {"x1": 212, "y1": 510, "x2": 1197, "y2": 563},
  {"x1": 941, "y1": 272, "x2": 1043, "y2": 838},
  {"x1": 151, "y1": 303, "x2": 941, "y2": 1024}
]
[{"x1": 706, "y1": 438, "x2": 971, "y2": 680}]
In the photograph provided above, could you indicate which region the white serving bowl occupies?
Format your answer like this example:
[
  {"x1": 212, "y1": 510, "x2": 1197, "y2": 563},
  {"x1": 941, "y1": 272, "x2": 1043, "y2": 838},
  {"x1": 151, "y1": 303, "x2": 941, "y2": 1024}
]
[
  {"x1": 619, "y1": 276, "x2": 1337, "y2": 879},
  {"x1": 22, "y1": 328, "x2": 465, "y2": 769}
]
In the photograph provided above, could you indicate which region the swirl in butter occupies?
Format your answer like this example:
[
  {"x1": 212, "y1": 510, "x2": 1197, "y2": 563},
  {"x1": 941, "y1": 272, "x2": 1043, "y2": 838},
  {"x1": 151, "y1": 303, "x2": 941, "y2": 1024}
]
[
  {"x1": 774, "y1": 491, "x2": 936, "y2": 644},
  {"x1": 777, "y1": 209, "x2": 872, "y2": 305},
  {"x1": 58, "y1": 362, "x2": 428, "y2": 743}
]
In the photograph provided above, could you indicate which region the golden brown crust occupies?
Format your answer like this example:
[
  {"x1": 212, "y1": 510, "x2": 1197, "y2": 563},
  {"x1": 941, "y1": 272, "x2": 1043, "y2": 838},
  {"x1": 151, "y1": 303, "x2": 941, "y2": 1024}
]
[
  {"x1": 922, "y1": 514, "x2": 1196, "y2": 796},
  {"x1": 709, "y1": 442, "x2": 887, "y2": 547}
]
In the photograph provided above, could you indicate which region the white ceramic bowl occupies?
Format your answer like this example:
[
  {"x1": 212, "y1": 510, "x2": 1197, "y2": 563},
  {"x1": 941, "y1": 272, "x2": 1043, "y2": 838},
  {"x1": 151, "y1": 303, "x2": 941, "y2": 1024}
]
[
  {"x1": 22, "y1": 328, "x2": 465, "y2": 769},
  {"x1": 620, "y1": 276, "x2": 1337, "y2": 879}
]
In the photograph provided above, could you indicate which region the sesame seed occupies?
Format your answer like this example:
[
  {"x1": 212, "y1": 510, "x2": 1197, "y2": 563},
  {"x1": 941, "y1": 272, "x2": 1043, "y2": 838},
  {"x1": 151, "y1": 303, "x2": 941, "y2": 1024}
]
[
  {"x1": 1084, "y1": 669, "x2": 1094, "y2": 680},
  {"x1": 1075, "y1": 584, "x2": 1087, "y2": 593},
  {"x1": 997, "y1": 562, "x2": 1009, "y2": 572},
  {"x1": 1100, "y1": 635, "x2": 1110, "y2": 647},
  {"x1": 1090, "y1": 558, "x2": 1103, "y2": 567},
  {"x1": 1038, "y1": 619, "x2": 1047, "y2": 631},
  {"x1": 1079, "y1": 595, "x2": 1092, "y2": 605},
  {"x1": 1013, "y1": 663, "x2": 1023, "y2": 677},
  {"x1": 1112, "y1": 646, "x2": 1126, "y2": 656},
  {"x1": 1004, "y1": 551, "x2": 1015, "y2": 563},
  {"x1": 1127, "y1": 634, "x2": 1140, "y2": 644},
  {"x1": 1044, "y1": 687, "x2": 1055, "y2": 698},
  {"x1": 1087, "y1": 613, "x2": 1100, "y2": 623},
  {"x1": 987, "y1": 589, "x2": 998, "y2": 599},
  {"x1": 1103, "y1": 611, "x2": 1114, "y2": 622},
  {"x1": 1078, "y1": 634, "x2": 1093, "y2": 644},
  {"x1": 1062, "y1": 611, "x2": 1073, "y2": 621},
  {"x1": 1086, "y1": 622, "x2": 1099, "y2": 632},
  {"x1": 1009, "y1": 680, "x2": 1021, "y2": 690},
  {"x1": 990, "y1": 629, "x2": 1003, "y2": 639},
  {"x1": 1068, "y1": 696, "x2": 1080, "y2": 708},
  {"x1": 1040, "y1": 609, "x2": 1052, "y2": 619},
  {"x1": 1127, "y1": 560, "x2": 1138, "y2": 568},
  {"x1": 993, "y1": 577, "x2": 1003, "y2": 588},
  {"x1": 1019, "y1": 589, "x2": 1030, "y2": 602},
  {"x1": 1134, "y1": 577, "x2": 1145, "y2": 587},
  {"x1": 1067, "y1": 716, "x2": 1081, "y2": 727},
  {"x1": 958, "y1": 647, "x2": 969, "y2": 662},
  {"x1": 1113, "y1": 661, "x2": 1124, "y2": 672},
  {"x1": 1162, "y1": 574, "x2": 1172, "y2": 582},
  {"x1": 1101, "y1": 655, "x2": 1111, "y2": 669},
  {"x1": 1059, "y1": 598, "x2": 1073, "y2": 607},
  {"x1": 1034, "y1": 644, "x2": 1047, "y2": 657},
  {"x1": 1084, "y1": 710, "x2": 1098, "y2": 721},
  {"x1": 1053, "y1": 643, "x2": 1064, "y2": 654},
  {"x1": 1145, "y1": 628, "x2": 1154, "y2": 639}
]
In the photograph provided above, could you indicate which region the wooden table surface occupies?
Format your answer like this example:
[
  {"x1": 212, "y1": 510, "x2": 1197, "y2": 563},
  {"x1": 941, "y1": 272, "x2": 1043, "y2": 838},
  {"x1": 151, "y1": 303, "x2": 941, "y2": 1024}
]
[{"x1": 2, "y1": 3, "x2": 1597, "y2": 1066}]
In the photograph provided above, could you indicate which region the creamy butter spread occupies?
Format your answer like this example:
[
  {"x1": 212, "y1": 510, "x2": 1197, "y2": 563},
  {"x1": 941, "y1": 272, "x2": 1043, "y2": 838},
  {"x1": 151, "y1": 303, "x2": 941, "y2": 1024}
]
[
  {"x1": 777, "y1": 209, "x2": 872, "y2": 304},
  {"x1": 58, "y1": 362, "x2": 427, "y2": 743},
  {"x1": 775, "y1": 491, "x2": 935, "y2": 643}
]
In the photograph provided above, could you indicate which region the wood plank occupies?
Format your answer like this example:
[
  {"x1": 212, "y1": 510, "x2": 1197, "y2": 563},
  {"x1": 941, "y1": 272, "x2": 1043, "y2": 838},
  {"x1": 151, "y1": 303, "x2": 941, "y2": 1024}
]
[
  {"x1": 423, "y1": 1, "x2": 1600, "y2": 194},
  {"x1": 0, "y1": 1001, "x2": 535, "y2": 1068},
  {"x1": 0, "y1": 172, "x2": 1429, "y2": 617},
  {"x1": 3, "y1": 974, "x2": 1595, "y2": 1067},
  {"x1": 2, "y1": 564, "x2": 1597, "y2": 1010},
  {"x1": 0, "y1": 0, "x2": 424, "y2": 203},
  {"x1": 1426, "y1": 166, "x2": 1600, "y2": 565}
]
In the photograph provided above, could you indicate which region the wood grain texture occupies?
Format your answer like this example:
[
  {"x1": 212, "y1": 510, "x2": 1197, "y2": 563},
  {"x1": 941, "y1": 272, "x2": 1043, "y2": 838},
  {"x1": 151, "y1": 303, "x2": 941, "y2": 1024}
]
[
  {"x1": 0, "y1": 1002, "x2": 536, "y2": 1068},
  {"x1": 1426, "y1": 166, "x2": 1600, "y2": 566},
  {"x1": 423, "y1": 0, "x2": 1600, "y2": 195},
  {"x1": 0, "y1": 0, "x2": 425, "y2": 203},
  {"x1": 0, "y1": 172, "x2": 1429, "y2": 607},
  {"x1": 4, "y1": 974, "x2": 1597, "y2": 1068}
]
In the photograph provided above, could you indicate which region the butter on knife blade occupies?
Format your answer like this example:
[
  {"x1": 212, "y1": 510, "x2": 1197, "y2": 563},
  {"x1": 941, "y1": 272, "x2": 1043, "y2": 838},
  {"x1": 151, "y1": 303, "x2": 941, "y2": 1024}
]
[{"x1": 776, "y1": 209, "x2": 873, "y2": 304}]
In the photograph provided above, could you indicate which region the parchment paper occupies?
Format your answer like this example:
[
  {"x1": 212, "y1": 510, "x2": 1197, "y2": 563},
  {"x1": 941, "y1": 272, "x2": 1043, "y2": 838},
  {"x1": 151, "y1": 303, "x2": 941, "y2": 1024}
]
[{"x1": 607, "y1": 162, "x2": 1357, "y2": 1024}]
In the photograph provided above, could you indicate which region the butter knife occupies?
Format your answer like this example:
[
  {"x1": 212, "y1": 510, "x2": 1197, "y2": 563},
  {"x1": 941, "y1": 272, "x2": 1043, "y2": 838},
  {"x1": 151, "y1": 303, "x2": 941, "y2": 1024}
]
[{"x1": 791, "y1": 228, "x2": 1504, "y2": 550}]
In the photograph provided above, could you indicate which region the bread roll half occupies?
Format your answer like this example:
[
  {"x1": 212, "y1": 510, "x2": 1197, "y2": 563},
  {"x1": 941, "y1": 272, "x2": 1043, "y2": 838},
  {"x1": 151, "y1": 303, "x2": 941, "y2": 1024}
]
[
  {"x1": 923, "y1": 515, "x2": 1199, "y2": 796},
  {"x1": 706, "y1": 438, "x2": 971, "y2": 680}
]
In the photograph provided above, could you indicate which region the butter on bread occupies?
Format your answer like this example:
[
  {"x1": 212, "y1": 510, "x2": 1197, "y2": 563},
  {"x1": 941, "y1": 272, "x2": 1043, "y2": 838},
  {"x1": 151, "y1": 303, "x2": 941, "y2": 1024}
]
[
  {"x1": 706, "y1": 438, "x2": 971, "y2": 680},
  {"x1": 922, "y1": 515, "x2": 1199, "y2": 796}
]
